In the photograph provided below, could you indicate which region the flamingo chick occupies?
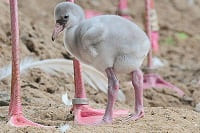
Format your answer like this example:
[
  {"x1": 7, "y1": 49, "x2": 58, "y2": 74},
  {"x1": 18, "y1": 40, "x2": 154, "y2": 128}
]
[{"x1": 52, "y1": 2, "x2": 150, "y2": 124}]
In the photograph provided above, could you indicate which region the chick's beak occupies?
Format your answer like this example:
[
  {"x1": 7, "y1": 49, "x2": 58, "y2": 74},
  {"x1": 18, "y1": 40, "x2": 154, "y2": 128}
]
[{"x1": 52, "y1": 23, "x2": 65, "y2": 41}]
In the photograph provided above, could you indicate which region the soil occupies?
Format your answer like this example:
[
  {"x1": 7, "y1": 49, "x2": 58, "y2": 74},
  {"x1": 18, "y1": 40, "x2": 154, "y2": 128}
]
[{"x1": 0, "y1": 0, "x2": 200, "y2": 132}]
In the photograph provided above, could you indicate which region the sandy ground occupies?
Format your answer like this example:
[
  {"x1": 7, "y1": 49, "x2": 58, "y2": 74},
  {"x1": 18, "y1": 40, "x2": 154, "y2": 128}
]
[{"x1": 0, "y1": 0, "x2": 200, "y2": 132}]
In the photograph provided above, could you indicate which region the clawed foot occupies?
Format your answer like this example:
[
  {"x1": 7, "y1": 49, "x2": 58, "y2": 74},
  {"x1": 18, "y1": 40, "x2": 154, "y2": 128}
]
[
  {"x1": 8, "y1": 114, "x2": 45, "y2": 127},
  {"x1": 122, "y1": 109, "x2": 144, "y2": 122},
  {"x1": 92, "y1": 118, "x2": 112, "y2": 125}
]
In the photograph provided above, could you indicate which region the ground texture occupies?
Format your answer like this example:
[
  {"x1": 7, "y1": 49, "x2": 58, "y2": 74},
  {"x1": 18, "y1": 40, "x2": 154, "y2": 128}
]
[{"x1": 0, "y1": 0, "x2": 200, "y2": 132}]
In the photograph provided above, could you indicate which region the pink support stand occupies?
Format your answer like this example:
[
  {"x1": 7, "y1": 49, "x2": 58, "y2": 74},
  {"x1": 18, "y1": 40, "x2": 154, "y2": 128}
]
[
  {"x1": 84, "y1": 0, "x2": 130, "y2": 19},
  {"x1": 149, "y1": 0, "x2": 160, "y2": 53},
  {"x1": 143, "y1": 0, "x2": 184, "y2": 97},
  {"x1": 84, "y1": 10, "x2": 101, "y2": 19},
  {"x1": 8, "y1": 0, "x2": 45, "y2": 127},
  {"x1": 117, "y1": 0, "x2": 131, "y2": 19},
  {"x1": 69, "y1": 0, "x2": 129, "y2": 125},
  {"x1": 143, "y1": 73, "x2": 184, "y2": 96}
]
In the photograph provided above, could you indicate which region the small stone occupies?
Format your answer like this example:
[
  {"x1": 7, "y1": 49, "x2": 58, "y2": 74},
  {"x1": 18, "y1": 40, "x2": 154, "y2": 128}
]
[
  {"x1": 46, "y1": 88, "x2": 55, "y2": 94},
  {"x1": 0, "y1": 92, "x2": 10, "y2": 106},
  {"x1": 182, "y1": 95, "x2": 193, "y2": 103},
  {"x1": 151, "y1": 111, "x2": 155, "y2": 115},
  {"x1": 194, "y1": 103, "x2": 200, "y2": 112},
  {"x1": 0, "y1": 116, "x2": 6, "y2": 120},
  {"x1": 45, "y1": 113, "x2": 51, "y2": 118},
  {"x1": 66, "y1": 113, "x2": 74, "y2": 121}
]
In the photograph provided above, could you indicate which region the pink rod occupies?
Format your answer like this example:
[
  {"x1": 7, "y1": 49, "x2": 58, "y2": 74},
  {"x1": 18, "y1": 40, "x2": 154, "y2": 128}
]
[
  {"x1": 150, "y1": 0, "x2": 154, "y2": 8},
  {"x1": 73, "y1": 59, "x2": 86, "y2": 98},
  {"x1": 9, "y1": 0, "x2": 22, "y2": 116},
  {"x1": 118, "y1": 0, "x2": 128, "y2": 10},
  {"x1": 145, "y1": 0, "x2": 153, "y2": 68},
  {"x1": 68, "y1": 0, "x2": 74, "y2": 2}
]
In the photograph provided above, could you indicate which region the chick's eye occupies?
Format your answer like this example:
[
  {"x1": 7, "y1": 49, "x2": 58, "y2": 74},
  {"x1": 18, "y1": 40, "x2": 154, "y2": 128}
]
[{"x1": 64, "y1": 15, "x2": 69, "y2": 19}]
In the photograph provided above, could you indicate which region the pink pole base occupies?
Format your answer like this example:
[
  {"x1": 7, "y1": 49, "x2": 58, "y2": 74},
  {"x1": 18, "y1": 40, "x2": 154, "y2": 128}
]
[
  {"x1": 73, "y1": 105, "x2": 129, "y2": 125},
  {"x1": 121, "y1": 15, "x2": 131, "y2": 20},
  {"x1": 143, "y1": 73, "x2": 185, "y2": 96},
  {"x1": 84, "y1": 10, "x2": 131, "y2": 19},
  {"x1": 8, "y1": 114, "x2": 46, "y2": 127},
  {"x1": 85, "y1": 10, "x2": 101, "y2": 19}
]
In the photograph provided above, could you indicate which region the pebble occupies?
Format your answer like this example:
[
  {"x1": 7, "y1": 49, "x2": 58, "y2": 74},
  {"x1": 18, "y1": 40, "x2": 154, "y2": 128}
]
[
  {"x1": 182, "y1": 95, "x2": 193, "y2": 103},
  {"x1": 0, "y1": 92, "x2": 10, "y2": 106},
  {"x1": 194, "y1": 103, "x2": 200, "y2": 112}
]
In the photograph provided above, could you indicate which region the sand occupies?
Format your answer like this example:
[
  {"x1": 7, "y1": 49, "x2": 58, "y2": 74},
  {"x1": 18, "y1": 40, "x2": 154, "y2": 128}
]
[{"x1": 0, "y1": 0, "x2": 200, "y2": 132}]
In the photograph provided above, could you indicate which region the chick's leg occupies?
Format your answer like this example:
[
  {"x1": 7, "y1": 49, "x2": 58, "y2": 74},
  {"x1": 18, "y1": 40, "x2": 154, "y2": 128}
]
[
  {"x1": 128, "y1": 69, "x2": 144, "y2": 120},
  {"x1": 102, "y1": 67, "x2": 119, "y2": 123}
]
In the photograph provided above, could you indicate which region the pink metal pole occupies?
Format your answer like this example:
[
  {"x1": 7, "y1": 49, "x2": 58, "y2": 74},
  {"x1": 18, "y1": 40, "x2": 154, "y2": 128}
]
[
  {"x1": 9, "y1": 0, "x2": 22, "y2": 117},
  {"x1": 117, "y1": 0, "x2": 130, "y2": 19},
  {"x1": 143, "y1": 0, "x2": 185, "y2": 96},
  {"x1": 146, "y1": 0, "x2": 153, "y2": 68},
  {"x1": 149, "y1": 0, "x2": 160, "y2": 53},
  {"x1": 119, "y1": 0, "x2": 128, "y2": 9},
  {"x1": 83, "y1": 2, "x2": 101, "y2": 18},
  {"x1": 144, "y1": 0, "x2": 154, "y2": 66},
  {"x1": 8, "y1": 0, "x2": 44, "y2": 127},
  {"x1": 73, "y1": 59, "x2": 86, "y2": 99},
  {"x1": 84, "y1": 10, "x2": 101, "y2": 19}
]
